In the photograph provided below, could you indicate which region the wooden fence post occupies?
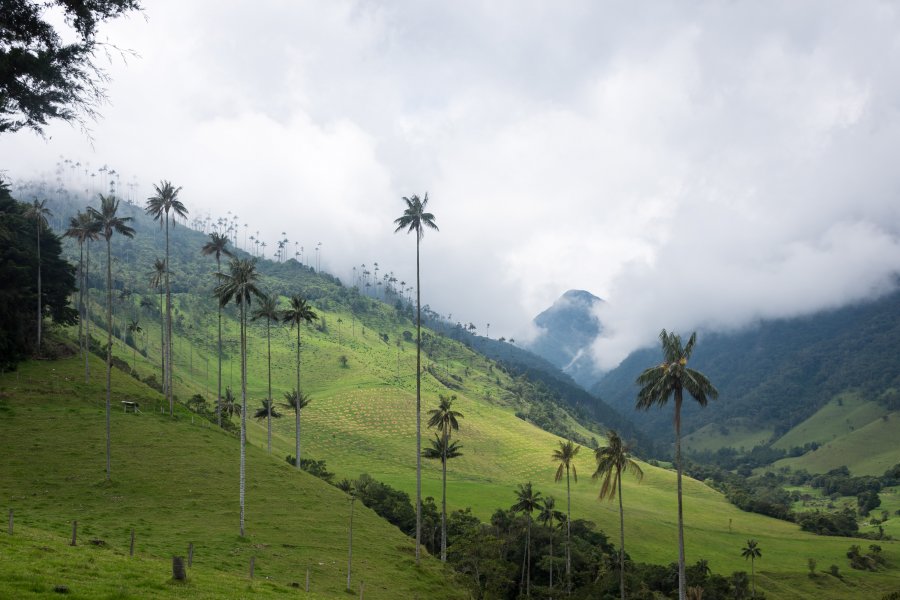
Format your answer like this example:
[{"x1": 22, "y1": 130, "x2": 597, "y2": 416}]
[
  {"x1": 188, "y1": 542, "x2": 194, "y2": 567},
  {"x1": 129, "y1": 529, "x2": 135, "y2": 556},
  {"x1": 359, "y1": 581, "x2": 364, "y2": 599},
  {"x1": 70, "y1": 520, "x2": 77, "y2": 546},
  {"x1": 172, "y1": 556, "x2": 186, "y2": 581},
  {"x1": 306, "y1": 566, "x2": 310, "y2": 591},
  {"x1": 249, "y1": 556, "x2": 255, "y2": 579}
]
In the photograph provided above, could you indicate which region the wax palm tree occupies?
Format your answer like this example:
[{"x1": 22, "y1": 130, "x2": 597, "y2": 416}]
[
  {"x1": 552, "y1": 439, "x2": 581, "y2": 590},
  {"x1": 215, "y1": 257, "x2": 262, "y2": 536},
  {"x1": 426, "y1": 394, "x2": 463, "y2": 562},
  {"x1": 219, "y1": 386, "x2": 240, "y2": 419},
  {"x1": 511, "y1": 482, "x2": 543, "y2": 598},
  {"x1": 63, "y1": 211, "x2": 100, "y2": 381},
  {"x1": 252, "y1": 293, "x2": 280, "y2": 453},
  {"x1": 24, "y1": 198, "x2": 52, "y2": 351},
  {"x1": 201, "y1": 231, "x2": 233, "y2": 427},
  {"x1": 636, "y1": 329, "x2": 718, "y2": 600},
  {"x1": 741, "y1": 539, "x2": 762, "y2": 598},
  {"x1": 145, "y1": 180, "x2": 188, "y2": 415},
  {"x1": 87, "y1": 194, "x2": 135, "y2": 481},
  {"x1": 537, "y1": 495, "x2": 565, "y2": 593},
  {"x1": 393, "y1": 192, "x2": 438, "y2": 563},
  {"x1": 282, "y1": 295, "x2": 317, "y2": 469},
  {"x1": 126, "y1": 320, "x2": 142, "y2": 371},
  {"x1": 594, "y1": 430, "x2": 644, "y2": 600},
  {"x1": 281, "y1": 389, "x2": 311, "y2": 465},
  {"x1": 148, "y1": 258, "x2": 167, "y2": 393},
  {"x1": 423, "y1": 431, "x2": 464, "y2": 563},
  {"x1": 253, "y1": 399, "x2": 283, "y2": 421}
]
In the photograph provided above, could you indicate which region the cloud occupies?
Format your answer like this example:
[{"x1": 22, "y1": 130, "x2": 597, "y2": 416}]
[{"x1": 2, "y1": 1, "x2": 900, "y2": 366}]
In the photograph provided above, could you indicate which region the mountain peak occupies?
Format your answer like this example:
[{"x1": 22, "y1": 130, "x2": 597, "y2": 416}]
[{"x1": 529, "y1": 290, "x2": 604, "y2": 388}]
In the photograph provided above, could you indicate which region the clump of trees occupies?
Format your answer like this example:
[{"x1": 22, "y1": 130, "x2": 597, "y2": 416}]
[{"x1": 0, "y1": 181, "x2": 76, "y2": 371}]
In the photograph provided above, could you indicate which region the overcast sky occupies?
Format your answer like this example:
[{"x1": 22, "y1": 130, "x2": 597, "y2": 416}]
[{"x1": 3, "y1": 1, "x2": 900, "y2": 369}]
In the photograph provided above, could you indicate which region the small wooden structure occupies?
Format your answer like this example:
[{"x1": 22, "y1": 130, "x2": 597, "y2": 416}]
[{"x1": 121, "y1": 400, "x2": 140, "y2": 413}]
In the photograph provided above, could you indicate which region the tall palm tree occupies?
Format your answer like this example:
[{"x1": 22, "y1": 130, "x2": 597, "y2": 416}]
[
  {"x1": 426, "y1": 394, "x2": 464, "y2": 562},
  {"x1": 87, "y1": 194, "x2": 135, "y2": 482},
  {"x1": 215, "y1": 257, "x2": 262, "y2": 536},
  {"x1": 126, "y1": 320, "x2": 142, "y2": 371},
  {"x1": 552, "y1": 439, "x2": 581, "y2": 590},
  {"x1": 636, "y1": 329, "x2": 718, "y2": 600},
  {"x1": 252, "y1": 293, "x2": 280, "y2": 453},
  {"x1": 741, "y1": 539, "x2": 762, "y2": 598},
  {"x1": 201, "y1": 231, "x2": 233, "y2": 427},
  {"x1": 594, "y1": 430, "x2": 644, "y2": 600},
  {"x1": 24, "y1": 198, "x2": 52, "y2": 352},
  {"x1": 537, "y1": 495, "x2": 564, "y2": 594},
  {"x1": 282, "y1": 295, "x2": 317, "y2": 469},
  {"x1": 511, "y1": 482, "x2": 542, "y2": 598},
  {"x1": 393, "y1": 192, "x2": 438, "y2": 563},
  {"x1": 281, "y1": 389, "x2": 311, "y2": 465},
  {"x1": 145, "y1": 180, "x2": 188, "y2": 415},
  {"x1": 63, "y1": 211, "x2": 100, "y2": 381}
]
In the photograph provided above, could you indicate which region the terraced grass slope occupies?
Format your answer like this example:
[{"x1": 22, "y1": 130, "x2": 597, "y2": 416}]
[{"x1": 0, "y1": 356, "x2": 463, "y2": 599}]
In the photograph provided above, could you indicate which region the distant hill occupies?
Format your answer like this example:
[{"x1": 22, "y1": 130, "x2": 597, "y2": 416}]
[
  {"x1": 592, "y1": 289, "x2": 900, "y2": 448},
  {"x1": 527, "y1": 289, "x2": 604, "y2": 388}
]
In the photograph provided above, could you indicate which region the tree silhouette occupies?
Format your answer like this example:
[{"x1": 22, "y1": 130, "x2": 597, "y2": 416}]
[
  {"x1": 63, "y1": 211, "x2": 99, "y2": 382},
  {"x1": 282, "y1": 295, "x2": 317, "y2": 469},
  {"x1": 594, "y1": 430, "x2": 644, "y2": 600},
  {"x1": 537, "y1": 495, "x2": 565, "y2": 593},
  {"x1": 24, "y1": 198, "x2": 52, "y2": 351},
  {"x1": 126, "y1": 319, "x2": 142, "y2": 371},
  {"x1": 252, "y1": 293, "x2": 280, "y2": 453},
  {"x1": 87, "y1": 194, "x2": 134, "y2": 481},
  {"x1": 511, "y1": 482, "x2": 542, "y2": 598},
  {"x1": 201, "y1": 231, "x2": 233, "y2": 427},
  {"x1": 253, "y1": 399, "x2": 283, "y2": 421},
  {"x1": 145, "y1": 180, "x2": 187, "y2": 415},
  {"x1": 741, "y1": 539, "x2": 762, "y2": 598},
  {"x1": 215, "y1": 257, "x2": 262, "y2": 536},
  {"x1": 426, "y1": 395, "x2": 464, "y2": 562},
  {"x1": 552, "y1": 439, "x2": 580, "y2": 591},
  {"x1": 393, "y1": 192, "x2": 438, "y2": 563},
  {"x1": 636, "y1": 330, "x2": 718, "y2": 600},
  {"x1": 282, "y1": 389, "x2": 311, "y2": 465}
]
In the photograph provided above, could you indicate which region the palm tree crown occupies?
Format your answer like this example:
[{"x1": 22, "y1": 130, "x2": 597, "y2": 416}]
[
  {"x1": 593, "y1": 430, "x2": 643, "y2": 502},
  {"x1": 215, "y1": 258, "x2": 262, "y2": 309},
  {"x1": 201, "y1": 231, "x2": 233, "y2": 262},
  {"x1": 145, "y1": 180, "x2": 187, "y2": 224},
  {"x1": 393, "y1": 193, "x2": 439, "y2": 240},
  {"x1": 427, "y1": 394, "x2": 463, "y2": 439}
]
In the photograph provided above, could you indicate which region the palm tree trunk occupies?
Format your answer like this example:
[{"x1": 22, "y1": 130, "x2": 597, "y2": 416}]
[
  {"x1": 159, "y1": 289, "x2": 165, "y2": 394},
  {"x1": 566, "y1": 467, "x2": 572, "y2": 592},
  {"x1": 165, "y1": 214, "x2": 173, "y2": 415},
  {"x1": 217, "y1": 255, "x2": 222, "y2": 427},
  {"x1": 441, "y1": 433, "x2": 447, "y2": 562},
  {"x1": 415, "y1": 235, "x2": 422, "y2": 563},
  {"x1": 266, "y1": 318, "x2": 272, "y2": 453},
  {"x1": 36, "y1": 221, "x2": 41, "y2": 352},
  {"x1": 526, "y1": 517, "x2": 532, "y2": 598},
  {"x1": 78, "y1": 243, "x2": 84, "y2": 358},
  {"x1": 347, "y1": 497, "x2": 355, "y2": 591},
  {"x1": 295, "y1": 326, "x2": 301, "y2": 469},
  {"x1": 85, "y1": 241, "x2": 91, "y2": 383},
  {"x1": 751, "y1": 557, "x2": 756, "y2": 598},
  {"x1": 105, "y1": 237, "x2": 113, "y2": 481},
  {"x1": 239, "y1": 300, "x2": 247, "y2": 536},
  {"x1": 674, "y1": 390, "x2": 686, "y2": 600},
  {"x1": 549, "y1": 523, "x2": 554, "y2": 594},
  {"x1": 618, "y1": 469, "x2": 626, "y2": 600}
]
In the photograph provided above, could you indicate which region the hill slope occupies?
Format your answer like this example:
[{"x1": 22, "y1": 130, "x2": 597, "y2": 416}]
[{"x1": 592, "y1": 290, "x2": 900, "y2": 445}]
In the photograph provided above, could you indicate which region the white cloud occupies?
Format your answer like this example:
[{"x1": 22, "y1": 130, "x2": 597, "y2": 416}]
[{"x1": 2, "y1": 1, "x2": 900, "y2": 365}]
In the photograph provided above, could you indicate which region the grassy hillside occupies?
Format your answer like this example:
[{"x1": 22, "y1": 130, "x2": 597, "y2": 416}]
[{"x1": 0, "y1": 355, "x2": 462, "y2": 599}]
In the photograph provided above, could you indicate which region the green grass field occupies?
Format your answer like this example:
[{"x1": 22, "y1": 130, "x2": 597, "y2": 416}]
[
  {"x1": 28, "y1": 290, "x2": 900, "y2": 599},
  {"x1": 683, "y1": 422, "x2": 774, "y2": 454},
  {"x1": 0, "y1": 356, "x2": 463, "y2": 599}
]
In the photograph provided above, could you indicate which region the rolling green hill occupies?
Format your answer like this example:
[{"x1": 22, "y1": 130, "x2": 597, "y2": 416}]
[{"x1": 4, "y1": 187, "x2": 900, "y2": 597}]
